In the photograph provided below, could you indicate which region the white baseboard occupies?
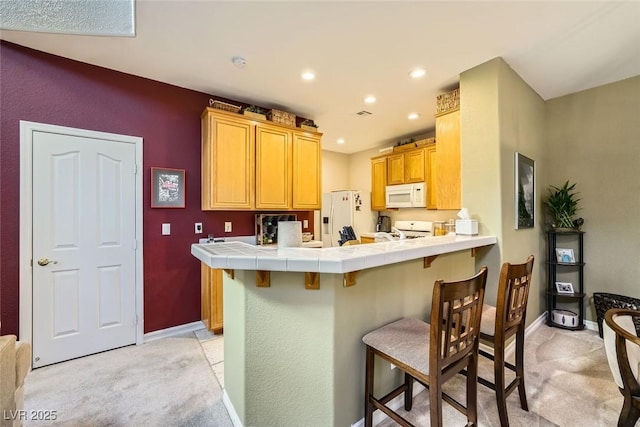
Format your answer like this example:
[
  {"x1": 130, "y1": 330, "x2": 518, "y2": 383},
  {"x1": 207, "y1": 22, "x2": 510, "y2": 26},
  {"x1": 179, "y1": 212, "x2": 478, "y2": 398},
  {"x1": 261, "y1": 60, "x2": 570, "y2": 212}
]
[
  {"x1": 223, "y1": 390, "x2": 244, "y2": 427},
  {"x1": 584, "y1": 318, "x2": 598, "y2": 332},
  {"x1": 142, "y1": 320, "x2": 206, "y2": 343}
]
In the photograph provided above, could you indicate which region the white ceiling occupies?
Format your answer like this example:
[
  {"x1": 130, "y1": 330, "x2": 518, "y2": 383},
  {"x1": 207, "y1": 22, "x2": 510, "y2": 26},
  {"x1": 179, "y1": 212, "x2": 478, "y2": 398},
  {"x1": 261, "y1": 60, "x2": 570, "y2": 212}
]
[{"x1": 1, "y1": 1, "x2": 639, "y2": 154}]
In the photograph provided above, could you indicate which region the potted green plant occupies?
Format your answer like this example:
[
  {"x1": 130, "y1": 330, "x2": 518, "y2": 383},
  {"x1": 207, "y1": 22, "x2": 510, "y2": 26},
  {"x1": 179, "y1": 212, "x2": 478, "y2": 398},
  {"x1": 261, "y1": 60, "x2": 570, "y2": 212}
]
[
  {"x1": 242, "y1": 105, "x2": 267, "y2": 120},
  {"x1": 300, "y1": 119, "x2": 318, "y2": 132},
  {"x1": 543, "y1": 181, "x2": 583, "y2": 230}
]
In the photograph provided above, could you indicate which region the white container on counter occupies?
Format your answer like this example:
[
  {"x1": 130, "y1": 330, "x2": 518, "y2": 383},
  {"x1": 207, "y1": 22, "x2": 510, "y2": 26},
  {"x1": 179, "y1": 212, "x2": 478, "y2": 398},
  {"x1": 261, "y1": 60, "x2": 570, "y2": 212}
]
[
  {"x1": 455, "y1": 219, "x2": 478, "y2": 236},
  {"x1": 277, "y1": 221, "x2": 302, "y2": 248}
]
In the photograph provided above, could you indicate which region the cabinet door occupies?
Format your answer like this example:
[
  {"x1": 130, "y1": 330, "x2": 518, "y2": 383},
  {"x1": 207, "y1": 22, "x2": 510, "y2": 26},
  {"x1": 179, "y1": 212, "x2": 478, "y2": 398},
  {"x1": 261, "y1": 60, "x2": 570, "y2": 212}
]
[
  {"x1": 201, "y1": 265, "x2": 223, "y2": 334},
  {"x1": 202, "y1": 110, "x2": 255, "y2": 210},
  {"x1": 292, "y1": 132, "x2": 322, "y2": 209},
  {"x1": 256, "y1": 124, "x2": 292, "y2": 209},
  {"x1": 435, "y1": 109, "x2": 461, "y2": 209},
  {"x1": 404, "y1": 147, "x2": 426, "y2": 183},
  {"x1": 387, "y1": 153, "x2": 405, "y2": 185},
  {"x1": 371, "y1": 156, "x2": 387, "y2": 210},
  {"x1": 425, "y1": 144, "x2": 437, "y2": 209}
]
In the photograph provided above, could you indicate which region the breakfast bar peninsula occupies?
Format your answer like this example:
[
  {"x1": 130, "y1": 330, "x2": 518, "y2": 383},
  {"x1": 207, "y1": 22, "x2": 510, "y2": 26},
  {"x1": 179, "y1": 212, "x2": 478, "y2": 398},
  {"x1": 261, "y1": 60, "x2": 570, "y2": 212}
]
[{"x1": 191, "y1": 234, "x2": 496, "y2": 426}]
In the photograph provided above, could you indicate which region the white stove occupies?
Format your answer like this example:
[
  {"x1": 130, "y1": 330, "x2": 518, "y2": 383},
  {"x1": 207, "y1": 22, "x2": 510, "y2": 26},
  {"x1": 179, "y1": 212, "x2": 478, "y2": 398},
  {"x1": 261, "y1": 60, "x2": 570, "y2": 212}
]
[{"x1": 375, "y1": 220, "x2": 432, "y2": 241}]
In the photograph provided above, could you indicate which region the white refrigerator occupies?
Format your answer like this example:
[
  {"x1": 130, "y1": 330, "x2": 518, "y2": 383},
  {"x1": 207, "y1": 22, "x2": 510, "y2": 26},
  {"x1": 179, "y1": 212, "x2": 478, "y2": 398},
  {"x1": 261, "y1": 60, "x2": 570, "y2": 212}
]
[{"x1": 321, "y1": 190, "x2": 375, "y2": 247}]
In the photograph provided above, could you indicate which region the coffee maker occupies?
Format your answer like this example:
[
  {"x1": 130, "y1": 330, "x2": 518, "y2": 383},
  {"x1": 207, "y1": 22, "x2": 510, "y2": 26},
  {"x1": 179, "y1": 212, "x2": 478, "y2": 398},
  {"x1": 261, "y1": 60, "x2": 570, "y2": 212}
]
[{"x1": 376, "y1": 215, "x2": 391, "y2": 232}]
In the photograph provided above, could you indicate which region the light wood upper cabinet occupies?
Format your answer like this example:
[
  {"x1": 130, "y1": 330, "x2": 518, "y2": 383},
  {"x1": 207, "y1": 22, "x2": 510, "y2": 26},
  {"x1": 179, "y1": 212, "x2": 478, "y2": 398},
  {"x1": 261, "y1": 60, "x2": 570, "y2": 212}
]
[
  {"x1": 404, "y1": 148, "x2": 427, "y2": 183},
  {"x1": 202, "y1": 108, "x2": 322, "y2": 211},
  {"x1": 255, "y1": 124, "x2": 292, "y2": 210},
  {"x1": 202, "y1": 110, "x2": 255, "y2": 210},
  {"x1": 434, "y1": 108, "x2": 461, "y2": 209},
  {"x1": 425, "y1": 144, "x2": 437, "y2": 209},
  {"x1": 386, "y1": 148, "x2": 427, "y2": 185},
  {"x1": 292, "y1": 132, "x2": 322, "y2": 209},
  {"x1": 371, "y1": 156, "x2": 387, "y2": 211},
  {"x1": 386, "y1": 153, "x2": 405, "y2": 185}
]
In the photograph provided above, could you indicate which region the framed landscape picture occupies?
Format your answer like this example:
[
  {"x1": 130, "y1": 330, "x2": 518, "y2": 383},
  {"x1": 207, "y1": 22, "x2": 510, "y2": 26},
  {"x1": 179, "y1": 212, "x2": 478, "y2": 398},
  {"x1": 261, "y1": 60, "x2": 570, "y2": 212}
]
[
  {"x1": 151, "y1": 167, "x2": 185, "y2": 208},
  {"x1": 515, "y1": 152, "x2": 535, "y2": 229}
]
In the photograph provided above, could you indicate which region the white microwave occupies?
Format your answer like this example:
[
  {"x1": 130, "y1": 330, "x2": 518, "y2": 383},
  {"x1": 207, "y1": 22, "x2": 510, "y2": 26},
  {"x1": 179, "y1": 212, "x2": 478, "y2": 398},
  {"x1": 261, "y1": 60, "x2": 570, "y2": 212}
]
[{"x1": 385, "y1": 183, "x2": 426, "y2": 208}]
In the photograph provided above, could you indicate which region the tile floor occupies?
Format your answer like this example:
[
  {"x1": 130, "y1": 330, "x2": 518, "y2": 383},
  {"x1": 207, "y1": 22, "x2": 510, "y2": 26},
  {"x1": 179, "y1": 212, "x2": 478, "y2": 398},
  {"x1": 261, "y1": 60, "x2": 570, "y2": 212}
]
[{"x1": 195, "y1": 328, "x2": 225, "y2": 388}]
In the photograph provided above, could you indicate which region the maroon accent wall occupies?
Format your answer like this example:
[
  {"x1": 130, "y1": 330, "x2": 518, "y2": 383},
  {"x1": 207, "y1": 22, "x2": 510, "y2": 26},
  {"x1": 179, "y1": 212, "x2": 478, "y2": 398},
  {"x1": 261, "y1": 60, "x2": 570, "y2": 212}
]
[{"x1": 0, "y1": 41, "x2": 314, "y2": 335}]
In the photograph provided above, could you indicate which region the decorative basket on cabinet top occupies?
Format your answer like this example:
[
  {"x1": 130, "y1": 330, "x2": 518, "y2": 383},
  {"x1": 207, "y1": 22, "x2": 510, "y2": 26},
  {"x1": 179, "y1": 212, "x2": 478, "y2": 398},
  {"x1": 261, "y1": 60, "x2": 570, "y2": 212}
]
[{"x1": 267, "y1": 109, "x2": 296, "y2": 127}]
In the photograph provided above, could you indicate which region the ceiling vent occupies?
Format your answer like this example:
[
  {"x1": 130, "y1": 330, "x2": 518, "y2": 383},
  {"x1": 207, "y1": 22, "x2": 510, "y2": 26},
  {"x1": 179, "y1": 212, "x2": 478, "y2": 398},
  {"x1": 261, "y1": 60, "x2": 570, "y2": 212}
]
[{"x1": 356, "y1": 110, "x2": 372, "y2": 116}]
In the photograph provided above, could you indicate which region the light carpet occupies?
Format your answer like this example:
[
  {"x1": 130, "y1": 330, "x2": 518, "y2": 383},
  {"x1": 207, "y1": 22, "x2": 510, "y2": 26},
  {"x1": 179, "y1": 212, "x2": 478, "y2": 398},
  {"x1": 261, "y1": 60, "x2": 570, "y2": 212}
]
[
  {"x1": 23, "y1": 333, "x2": 232, "y2": 426},
  {"x1": 23, "y1": 326, "x2": 626, "y2": 426},
  {"x1": 377, "y1": 325, "x2": 624, "y2": 427}
]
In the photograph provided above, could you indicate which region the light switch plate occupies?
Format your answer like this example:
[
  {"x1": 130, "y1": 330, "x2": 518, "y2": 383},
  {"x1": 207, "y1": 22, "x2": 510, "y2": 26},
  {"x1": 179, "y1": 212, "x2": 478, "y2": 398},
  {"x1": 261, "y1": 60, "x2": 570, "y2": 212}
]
[
  {"x1": 224, "y1": 222, "x2": 232, "y2": 232},
  {"x1": 162, "y1": 223, "x2": 171, "y2": 235},
  {"x1": 303, "y1": 219, "x2": 309, "y2": 228}
]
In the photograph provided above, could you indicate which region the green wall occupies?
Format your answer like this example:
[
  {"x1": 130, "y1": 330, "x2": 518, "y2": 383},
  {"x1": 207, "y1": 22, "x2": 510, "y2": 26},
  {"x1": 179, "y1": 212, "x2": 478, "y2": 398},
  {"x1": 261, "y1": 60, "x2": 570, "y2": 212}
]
[
  {"x1": 224, "y1": 252, "x2": 476, "y2": 426},
  {"x1": 460, "y1": 58, "x2": 547, "y2": 318},
  {"x1": 546, "y1": 75, "x2": 640, "y2": 317}
]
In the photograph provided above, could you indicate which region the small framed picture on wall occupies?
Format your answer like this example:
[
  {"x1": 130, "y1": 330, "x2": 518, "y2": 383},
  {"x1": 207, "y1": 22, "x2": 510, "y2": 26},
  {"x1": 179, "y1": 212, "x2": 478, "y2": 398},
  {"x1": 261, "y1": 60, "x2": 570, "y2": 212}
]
[{"x1": 151, "y1": 167, "x2": 185, "y2": 208}]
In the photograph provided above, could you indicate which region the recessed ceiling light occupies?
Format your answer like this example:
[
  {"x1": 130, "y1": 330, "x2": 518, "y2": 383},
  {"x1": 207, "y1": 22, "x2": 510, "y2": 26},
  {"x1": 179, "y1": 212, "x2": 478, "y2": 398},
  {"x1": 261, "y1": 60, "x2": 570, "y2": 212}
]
[
  {"x1": 337, "y1": 138, "x2": 345, "y2": 144},
  {"x1": 301, "y1": 70, "x2": 316, "y2": 81},
  {"x1": 364, "y1": 95, "x2": 376, "y2": 104},
  {"x1": 408, "y1": 112, "x2": 419, "y2": 120},
  {"x1": 409, "y1": 67, "x2": 426, "y2": 79}
]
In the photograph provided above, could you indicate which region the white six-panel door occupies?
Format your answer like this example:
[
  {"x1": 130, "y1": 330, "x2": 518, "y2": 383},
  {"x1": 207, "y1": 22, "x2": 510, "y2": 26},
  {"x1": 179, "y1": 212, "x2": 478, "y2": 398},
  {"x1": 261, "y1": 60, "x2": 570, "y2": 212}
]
[{"x1": 31, "y1": 129, "x2": 138, "y2": 368}]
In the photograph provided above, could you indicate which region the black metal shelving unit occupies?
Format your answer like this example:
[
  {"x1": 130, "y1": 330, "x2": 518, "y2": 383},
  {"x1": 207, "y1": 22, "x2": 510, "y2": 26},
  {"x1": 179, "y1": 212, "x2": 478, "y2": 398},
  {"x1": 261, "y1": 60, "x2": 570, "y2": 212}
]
[{"x1": 546, "y1": 230, "x2": 585, "y2": 330}]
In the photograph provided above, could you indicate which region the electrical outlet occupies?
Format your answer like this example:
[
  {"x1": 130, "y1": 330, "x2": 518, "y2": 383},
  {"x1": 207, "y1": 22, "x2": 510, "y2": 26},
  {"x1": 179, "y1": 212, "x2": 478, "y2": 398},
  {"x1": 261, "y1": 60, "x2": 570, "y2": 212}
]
[
  {"x1": 303, "y1": 219, "x2": 309, "y2": 228},
  {"x1": 224, "y1": 222, "x2": 232, "y2": 232},
  {"x1": 162, "y1": 223, "x2": 171, "y2": 235},
  {"x1": 195, "y1": 223, "x2": 203, "y2": 234}
]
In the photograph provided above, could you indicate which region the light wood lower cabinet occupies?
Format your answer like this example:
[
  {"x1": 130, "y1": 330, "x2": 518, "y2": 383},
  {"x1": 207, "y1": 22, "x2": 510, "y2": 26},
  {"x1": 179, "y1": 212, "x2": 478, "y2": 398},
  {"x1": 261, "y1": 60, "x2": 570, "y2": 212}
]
[{"x1": 201, "y1": 264, "x2": 223, "y2": 334}]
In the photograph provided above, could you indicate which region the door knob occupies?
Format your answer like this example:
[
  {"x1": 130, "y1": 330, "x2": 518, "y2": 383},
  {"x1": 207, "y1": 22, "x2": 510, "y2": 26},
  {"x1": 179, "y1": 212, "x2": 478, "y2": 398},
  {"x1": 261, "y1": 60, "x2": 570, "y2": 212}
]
[{"x1": 37, "y1": 258, "x2": 57, "y2": 266}]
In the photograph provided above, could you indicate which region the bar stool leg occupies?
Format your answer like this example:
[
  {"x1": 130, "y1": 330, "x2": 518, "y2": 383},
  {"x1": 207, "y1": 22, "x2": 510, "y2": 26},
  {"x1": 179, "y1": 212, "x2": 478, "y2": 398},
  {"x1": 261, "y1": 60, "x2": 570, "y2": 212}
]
[
  {"x1": 364, "y1": 346, "x2": 375, "y2": 427},
  {"x1": 494, "y1": 340, "x2": 509, "y2": 427},
  {"x1": 404, "y1": 372, "x2": 414, "y2": 411},
  {"x1": 467, "y1": 352, "x2": 479, "y2": 426},
  {"x1": 515, "y1": 328, "x2": 528, "y2": 411}
]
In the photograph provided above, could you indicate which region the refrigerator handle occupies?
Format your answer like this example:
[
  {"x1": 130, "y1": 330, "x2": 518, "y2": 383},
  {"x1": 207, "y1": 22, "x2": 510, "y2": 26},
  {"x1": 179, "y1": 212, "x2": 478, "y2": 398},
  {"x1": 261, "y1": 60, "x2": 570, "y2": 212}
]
[{"x1": 329, "y1": 204, "x2": 335, "y2": 246}]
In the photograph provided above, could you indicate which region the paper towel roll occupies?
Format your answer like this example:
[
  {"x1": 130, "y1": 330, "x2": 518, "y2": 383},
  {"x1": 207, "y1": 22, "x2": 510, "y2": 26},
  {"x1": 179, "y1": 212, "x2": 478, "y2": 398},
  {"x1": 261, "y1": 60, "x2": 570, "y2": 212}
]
[{"x1": 277, "y1": 221, "x2": 302, "y2": 248}]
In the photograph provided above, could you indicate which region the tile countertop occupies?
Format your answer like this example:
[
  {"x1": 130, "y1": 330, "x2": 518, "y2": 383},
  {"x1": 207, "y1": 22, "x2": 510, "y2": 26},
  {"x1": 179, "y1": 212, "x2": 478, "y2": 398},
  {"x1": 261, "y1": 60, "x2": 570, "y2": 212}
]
[{"x1": 192, "y1": 234, "x2": 497, "y2": 274}]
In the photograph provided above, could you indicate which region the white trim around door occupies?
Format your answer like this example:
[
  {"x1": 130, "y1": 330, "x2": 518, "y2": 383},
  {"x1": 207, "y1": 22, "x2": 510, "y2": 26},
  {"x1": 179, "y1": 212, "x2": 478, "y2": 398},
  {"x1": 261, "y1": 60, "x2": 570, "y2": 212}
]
[{"x1": 19, "y1": 121, "x2": 144, "y2": 351}]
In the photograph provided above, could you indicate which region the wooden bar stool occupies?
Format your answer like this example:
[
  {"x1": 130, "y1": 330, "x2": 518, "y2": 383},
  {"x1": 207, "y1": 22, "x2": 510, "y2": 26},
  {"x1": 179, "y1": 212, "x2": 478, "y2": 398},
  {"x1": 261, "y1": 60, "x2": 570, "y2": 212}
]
[
  {"x1": 477, "y1": 255, "x2": 534, "y2": 427},
  {"x1": 362, "y1": 267, "x2": 488, "y2": 426}
]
